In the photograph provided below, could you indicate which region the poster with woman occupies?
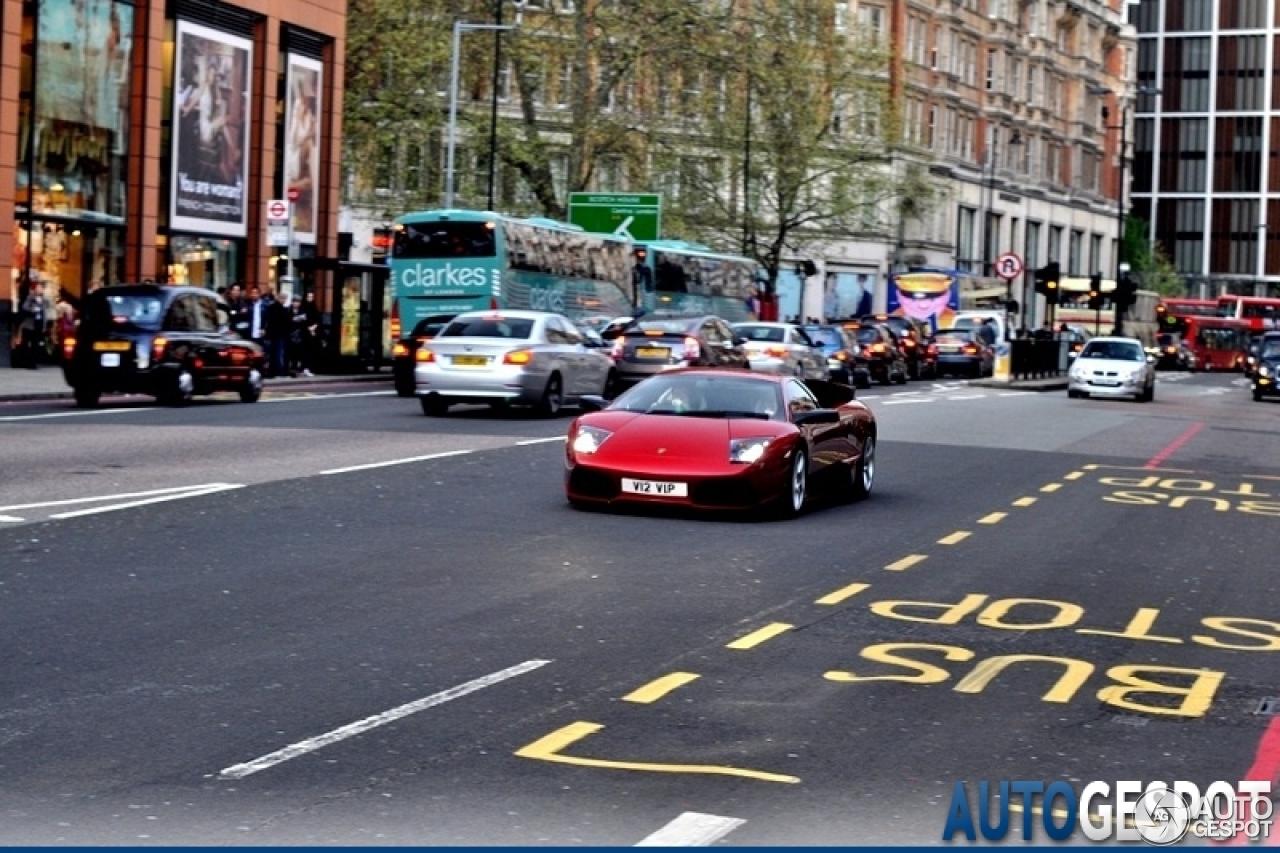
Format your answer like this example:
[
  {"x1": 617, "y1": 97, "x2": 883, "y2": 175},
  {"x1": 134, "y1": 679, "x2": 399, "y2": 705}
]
[
  {"x1": 170, "y1": 20, "x2": 252, "y2": 237},
  {"x1": 284, "y1": 54, "x2": 322, "y2": 245}
]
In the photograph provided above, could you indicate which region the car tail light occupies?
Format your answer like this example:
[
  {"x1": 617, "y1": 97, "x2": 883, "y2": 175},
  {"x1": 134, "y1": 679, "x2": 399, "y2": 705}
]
[
  {"x1": 834, "y1": 350, "x2": 849, "y2": 361},
  {"x1": 504, "y1": 349, "x2": 533, "y2": 365},
  {"x1": 963, "y1": 344, "x2": 979, "y2": 355},
  {"x1": 62, "y1": 336, "x2": 76, "y2": 360},
  {"x1": 764, "y1": 345, "x2": 788, "y2": 358},
  {"x1": 903, "y1": 339, "x2": 916, "y2": 349},
  {"x1": 416, "y1": 347, "x2": 435, "y2": 363},
  {"x1": 489, "y1": 296, "x2": 500, "y2": 310},
  {"x1": 392, "y1": 341, "x2": 409, "y2": 357},
  {"x1": 683, "y1": 336, "x2": 700, "y2": 360},
  {"x1": 927, "y1": 344, "x2": 938, "y2": 357},
  {"x1": 152, "y1": 336, "x2": 167, "y2": 361},
  {"x1": 389, "y1": 302, "x2": 401, "y2": 340},
  {"x1": 611, "y1": 336, "x2": 625, "y2": 359},
  {"x1": 872, "y1": 343, "x2": 887, "y2": 354}
]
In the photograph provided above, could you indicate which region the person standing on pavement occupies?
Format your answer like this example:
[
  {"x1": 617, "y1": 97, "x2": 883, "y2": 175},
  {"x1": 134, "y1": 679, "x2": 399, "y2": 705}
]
[
  {"x1": 245, "y1": 284, "x2": 268, "y2": 353},
  {"x1": 225, "y1": 282, "x2": 249, "y2": 337},
  {"x1": 263, "y1": 287, "x2": 292, "y2": 377},
  {"x1": 291, "y1": 292, "x2": 319, "y2": 376},
  {"x1": 20, "y1": 281, "x2": 47, "y2": 369}
]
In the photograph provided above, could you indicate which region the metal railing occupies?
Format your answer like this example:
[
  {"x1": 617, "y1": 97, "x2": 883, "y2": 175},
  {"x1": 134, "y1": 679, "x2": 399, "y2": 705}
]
[{"x1": 1010, "y1": 338, "x2": 1068, "y2": 379}]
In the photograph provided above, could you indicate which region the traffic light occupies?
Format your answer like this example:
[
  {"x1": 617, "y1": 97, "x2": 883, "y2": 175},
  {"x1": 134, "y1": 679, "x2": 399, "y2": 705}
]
[
  {"x1": 1087, "y1": 272, "x2": 1104, "y2": 311},
  {"x1": 1034, "y1": 262, "x2": 1061, "y2": 306},
  {"x1": 1116, "y1": 272, "x2": 1138, "y2": 311}
]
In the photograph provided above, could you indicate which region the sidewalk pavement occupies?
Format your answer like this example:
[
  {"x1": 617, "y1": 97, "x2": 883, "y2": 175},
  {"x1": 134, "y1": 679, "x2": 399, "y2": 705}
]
[{"x1": 0, "y1": 366, "x2": 391, "y2": 404}]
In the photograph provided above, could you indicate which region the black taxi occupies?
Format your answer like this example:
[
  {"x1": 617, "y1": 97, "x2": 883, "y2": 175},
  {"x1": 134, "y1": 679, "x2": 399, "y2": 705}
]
[{"x1": 62, "y1": 284, "x2": 266, "y2": 408}]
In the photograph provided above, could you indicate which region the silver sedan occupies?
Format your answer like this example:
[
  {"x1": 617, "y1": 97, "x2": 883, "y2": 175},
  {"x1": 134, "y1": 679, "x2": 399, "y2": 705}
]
[
  {"x1": 414, "y1": 310, "x2": 616, "y2": 416},
  {"x1": 731, "y1": 322, "x2": 829, "y2": 381}
]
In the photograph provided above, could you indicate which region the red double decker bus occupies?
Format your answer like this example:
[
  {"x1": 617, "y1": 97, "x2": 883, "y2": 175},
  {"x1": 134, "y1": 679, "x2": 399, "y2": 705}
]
[
  {"x1": 1215, "y1": 295, "x2": 1280, "y2": 331},
  {"x1": 1179, "y1": 315, "x2": 1253, "y2": 371}
]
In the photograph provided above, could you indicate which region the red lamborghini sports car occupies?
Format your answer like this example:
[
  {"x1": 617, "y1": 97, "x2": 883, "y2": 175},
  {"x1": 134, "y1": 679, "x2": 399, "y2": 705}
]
[{"x1": 564, "y1": 369, "x2": 876, "y2": 516}]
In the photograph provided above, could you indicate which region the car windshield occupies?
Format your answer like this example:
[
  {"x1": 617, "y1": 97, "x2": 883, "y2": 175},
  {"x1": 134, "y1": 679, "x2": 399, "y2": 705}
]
[
  {"x1": 413, "y1": 316, "x2": 454, "y2": 337},
  {"x1": 610, "y1": 375, "x2": 779, "y2": 419},
  {"x1": 634, "y1": 319, "x2": 695, "y2": 335},
  {"x1": 1081, "y1": 341, "x2": 1145, "y2": 361},
  {"x1": 1262, "y1": 340, "x2": 1280, "y2": 359},
  {"x1": 440, "y1": 316, "x2": 533, "y2": 339},
  {"x1": 936, "y1": 328, "x2": 977, "y2": 340},
  {"x1": 853, "y1": 328, "x2": 880, "y2": 344},
  {"x1": 803, "y1": 327, "x2": 844, "y2": 348},
  {"x1": 82, "y1": 293, "x2": 164, "y2": 331},
  {"x1": 734, "y1": 325, "x2": 785, "y2": 342}
]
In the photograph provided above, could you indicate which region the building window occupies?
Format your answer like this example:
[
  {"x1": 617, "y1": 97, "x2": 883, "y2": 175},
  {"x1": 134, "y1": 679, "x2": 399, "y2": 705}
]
[
  {"x1": 1164, "y1": 37, "x2": 1210, "y2": 112},
  {"x1": 985, "y1": 49, "x2": 999, "y2": 91},
  {"x1": 1211, "y1": 198, "x2": 1260, "y2": 274},
  {"x1": 1219, "y1": 0, "x2": 1266, "y2": 29},
  {"x1": 834, "y1": 1, "x2": 849, "y2": 33},
  {"x1": 1089, "y1": 234, "x2": 1103, "y2": 275},
  {"x1": 857, "y1": 5, "x2": 884, "y2": 37},
  {"x1": 1068, "y1": 229, "x2": 1083, "y2": 276},
  {"x1": 957, "y1": 206, "x2": 977, "y2": 273},
  {"x1": 1167, "y1": 0, "x2": 1213, "y2": 30},
  {"x1": 1165, "y1": 117, "x2": 1208, "y2": 193},
  {"x1": 1048, "y1": 225, "x2": 1063, "y2": 264},
  {"x1": 1215, "y1": 116, "x2": 1263, "y2": 192},
  {"x1": 1218, "y1": 36, "x2": 1265, "y2": 111}
]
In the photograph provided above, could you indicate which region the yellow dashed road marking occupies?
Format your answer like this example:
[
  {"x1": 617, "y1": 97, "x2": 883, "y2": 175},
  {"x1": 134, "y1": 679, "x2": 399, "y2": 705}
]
[
  {"x1": 1041, "y1": 483, "x2": 1063, "y2": 493},
  {"x1": 938, "y1": 531, "x2": 971, "y2": 545},
  {"x1": 885, "y1": 554, "x2": 928, "y2": 572},
  {"x1": 1012, "y1": 497, "x2": 1037, "y2": 507},
  {"x1": 978, "y1": 512, "x2": 1007, "y2": 525},
  {"x1": 623, "y1": 673, "x2": 701, "y2": 704},
  {"x1": 726, "y1": 622, "x2": 793, "y2": 650},
  {"x1": 816, "y1": 582, "x2": 871, "y2": 605}
]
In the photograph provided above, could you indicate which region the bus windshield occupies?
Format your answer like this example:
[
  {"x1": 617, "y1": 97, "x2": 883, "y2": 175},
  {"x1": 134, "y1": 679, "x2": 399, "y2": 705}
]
[{"x1": 394, "y1": 222, "x2": 496, "y2": 259}]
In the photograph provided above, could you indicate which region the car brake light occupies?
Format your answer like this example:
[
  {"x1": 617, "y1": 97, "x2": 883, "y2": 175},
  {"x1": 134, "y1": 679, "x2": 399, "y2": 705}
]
[
  {"x1": 611, "y1": 336, "x2": 625, "y2": 359},
  {"x1": 963, "y1": 344, "x2": 979, "y2": 355},
  {"x1": 903, "y1": 339, "x2": 916, "y2": 348},
  {"x1": 416, "y1": 347, "x2": 435, "y2": 363},
  {"x1": 764, "y1": 345, "x2": 788, "y2": 358},
  {"x1": 872, "y1": 343, "x2": 887, "y2": 354},
  {"x1": 927, "y1": 344, "x2": 938, "y2": 357},
  {"x1": 389, "y1": 304, "x2": 401, "y2": 341},
  {"x1": 504, "y1": 349, "x2": 533, "y2": 365},
  {"x1": 834, "y1": 351, "x2": 848, "y2": 361},
  {"x1": 683, "y1": 336, "x2": 700, "y2": 360},
  {"x1": 152, "y1": 336, "x2": 167, "y2": 361},
  {"x1": 393, "y1": 341, "x2": 409, "y2": 357},
  {"x1": 62, "y1": 336, "x2": 76, "y2": 360}
]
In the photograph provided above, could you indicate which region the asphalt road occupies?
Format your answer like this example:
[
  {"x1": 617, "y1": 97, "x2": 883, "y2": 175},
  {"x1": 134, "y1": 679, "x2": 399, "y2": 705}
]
[{"x1": 1, "y1": 370, "x2": 1278, "y2": 844}]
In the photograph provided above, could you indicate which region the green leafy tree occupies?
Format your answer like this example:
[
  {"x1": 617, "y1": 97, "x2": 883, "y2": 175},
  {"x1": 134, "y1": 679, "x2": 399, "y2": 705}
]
[{"x1": 1123, "y1": 215, "x2": 1184, "y2": 296}]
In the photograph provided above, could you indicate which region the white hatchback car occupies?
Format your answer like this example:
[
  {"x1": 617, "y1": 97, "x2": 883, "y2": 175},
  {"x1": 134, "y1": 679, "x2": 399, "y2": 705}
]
[{"x1": 1067, "y1": 336, "x2": 1156, "y2": 402}]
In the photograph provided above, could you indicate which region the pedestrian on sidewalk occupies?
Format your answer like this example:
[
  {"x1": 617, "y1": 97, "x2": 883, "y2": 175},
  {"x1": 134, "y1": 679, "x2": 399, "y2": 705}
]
[
  {"x1": 263, "y1": 287, "x2": 292, "y2": 377},
  {"x1": 290, "y1": 291, "x2": 319, "y2": 377},
  {"x1": 19, "y1": 281, "x2": 47, "y2": 369}
]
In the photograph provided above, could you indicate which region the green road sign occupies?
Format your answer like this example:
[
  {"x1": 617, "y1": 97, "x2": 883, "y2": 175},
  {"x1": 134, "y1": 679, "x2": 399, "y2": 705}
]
[{"x1": 567, "y1": 192, "x2": 662, "y2": 241}]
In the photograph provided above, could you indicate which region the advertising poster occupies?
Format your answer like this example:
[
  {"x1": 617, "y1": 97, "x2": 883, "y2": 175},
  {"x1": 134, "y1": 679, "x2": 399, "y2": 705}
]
[
  {"x1": 284, "y1": 54, "x2": 322, "y2": 245},
  {"x1": 26, "y1": 0, "x2": 134, "y2": 223},
  {"x1": 888, "y1": 271, "x2": 959, "y2": 332},
  {"x1": 170, "y1": 20, "x2": 252, "y2": 237}
]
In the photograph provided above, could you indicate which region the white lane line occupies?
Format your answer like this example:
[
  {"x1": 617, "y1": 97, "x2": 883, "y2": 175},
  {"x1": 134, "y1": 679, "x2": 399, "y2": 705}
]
[
  {"x1": 881, "y1": 398, "x2": 934, "y2": 405},
  {"x1": 890, "y1": 390, "x2": 923, "y2": 397},
  {"x1": 262, "y1": 390, "x2": 396, "y2": 403},
  {"x1": 0, "y1": 407, "x2": 149, "y2": 422},
  {"x1": 636, "y1": 812, "x2": 747, "y2": 846},
  {"x1": 218, "y1": 659, "x2": 553, "y2": 780},
  {"x1": 945, "y1": 394, "x2": 987, "y2": 400},
  {"x1": 516, "y1": 436, "x2": 565, "y2": 446},
  {"x1": 0, "y1": 515, "x2": 25, "y2": 523},
  {"x1": 320, "y1": 449, "x2": 473, "y2": 475},
  {"x1": 998, "y1": 391, "x2": 1026, "y2": 397},
  {"x1": 0, "y1": 483, "x2": 241, "y2": 513},
  {"x1": 50, "y1": 484, "x2": 245, "y2": 519}
]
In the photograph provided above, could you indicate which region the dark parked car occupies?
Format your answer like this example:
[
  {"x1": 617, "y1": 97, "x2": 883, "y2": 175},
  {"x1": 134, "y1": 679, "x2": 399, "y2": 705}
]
[
  {"x1": 393, "y1": 314, "x2": 455, "y2": 397},
  {"x1": 62, "y1": 284, "x2": 265, "y2": 408},
  {"x1": 848, "y1": 322, "x2": 909, "y2": 385},
  {"x1": 1250, "y1": 332, "x2": 1280, "y2": 401},
  {"x1": 608, "y1": 314, "x2": 749, "y2": 384}
]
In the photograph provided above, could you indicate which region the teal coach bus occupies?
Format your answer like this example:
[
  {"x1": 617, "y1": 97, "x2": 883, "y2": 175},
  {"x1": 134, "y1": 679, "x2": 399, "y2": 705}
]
[
  {"x1": 389, "y1": 209, "x2": 761, "y2": 338},
  {"x1": 390, "y1": 210, "x2": 634, "y2": 336}
]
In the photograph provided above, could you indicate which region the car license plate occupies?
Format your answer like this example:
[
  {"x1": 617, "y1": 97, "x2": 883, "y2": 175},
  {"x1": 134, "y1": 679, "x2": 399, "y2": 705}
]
[
  {"x1": 622, "y1": 478, "x2": 687, "y2": 497},
  {"x1": 635, "y1": 346, "x2": 669, "y2": 358},
  {"x1": 451, "y1": 355, "x2": 489, "y2": 366},
  {"x1": 1093, "y1": 380, "x2": 1120, "y2": 387},
  {"x1": 93, "y1": 341, "x2": 131, "y2": 352},
  {"x1": 99, "y1": 353, "x2": 121, "y2": 367},
  {"x1": 938, "y1": 344, "x2": 961, "y2": 353}
]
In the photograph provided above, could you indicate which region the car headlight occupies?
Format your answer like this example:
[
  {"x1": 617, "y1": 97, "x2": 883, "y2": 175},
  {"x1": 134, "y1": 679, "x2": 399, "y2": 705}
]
[
  {"x1": 570, "y1": 425, "x2": 613, "y2": 455},
  {"x1": 729, "y1": 437, "x2": 772, "y2": 464},
  {"x1": 1260, "y1": 365, "x2": 1272, "y2": 378}
]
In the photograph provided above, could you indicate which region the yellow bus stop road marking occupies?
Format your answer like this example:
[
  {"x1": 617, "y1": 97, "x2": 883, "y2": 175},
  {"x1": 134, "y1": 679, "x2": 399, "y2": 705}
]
[
  {"x1": 623, "y1": 673, "x2": 700, "y2": 704},
  {"x1": 726, "y1": 623, "x2": 793, "y2": 650},
  {"x1": 1041, "y1": 483, "x2": 1063, "y2": 493},
  {"x1": 514, "y1": 721, "x2": 800, "y2": 784},
  {"x1": 1012, "y1": 497, "x2": 1037, "y2": 507},
  {"x1": 816, "y1": 582, "x2": 871, "y2": 605},
  {"x1": 978, "y1": 512, "x2": 1007, "y2": 525},
  {"x1": 938, "y1": 531, "x2": 971, "y2": 545},
  {"x1": 885, "y1": 554, "x2": 928, "y2": 572}
]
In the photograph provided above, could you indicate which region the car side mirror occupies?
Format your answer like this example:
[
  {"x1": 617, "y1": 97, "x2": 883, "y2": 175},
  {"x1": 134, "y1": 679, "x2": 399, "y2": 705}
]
[
  {"x1": 732, "y1": 335, "x2": 748, "y2": 346},
  {"x1": 578, "y1": 394, "x2": 608, "y2": 412},
  {"x1": 1147, "y1": 356, "x2": 1156, "y2": 364},
  {"x1": 792, "y1": 408, "x2": 840, "y2": 426}
]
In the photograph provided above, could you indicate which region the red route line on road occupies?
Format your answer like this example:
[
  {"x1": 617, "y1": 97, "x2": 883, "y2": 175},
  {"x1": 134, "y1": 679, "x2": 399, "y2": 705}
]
[{"x1": 1144, "y1": 422, "x2": 1205, "y2": 470}]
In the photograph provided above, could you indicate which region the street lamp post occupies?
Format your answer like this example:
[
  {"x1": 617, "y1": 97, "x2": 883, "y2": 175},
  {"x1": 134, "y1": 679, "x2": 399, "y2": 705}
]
[
  {"x1": 486, "y1": 0, "x2": 504, "y2": 212},
  {"x1": 980, "y1": 128, "x2": 1021, "y2": 299},
  {"x1": 446, "y1": 19, "x2": 518, "y2": 209}
]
